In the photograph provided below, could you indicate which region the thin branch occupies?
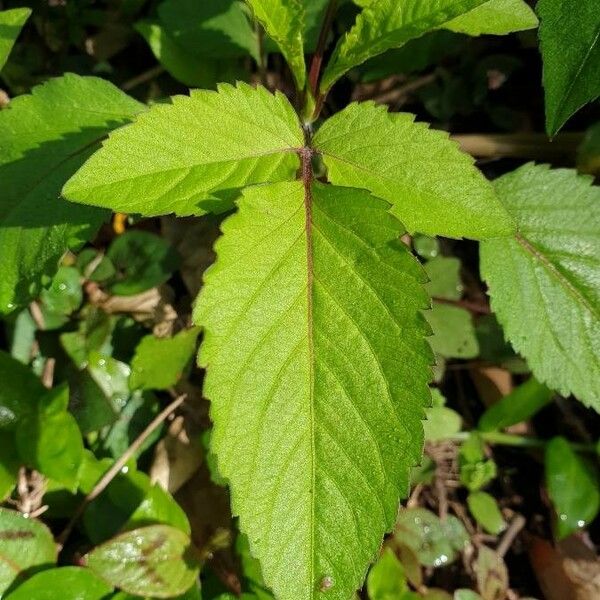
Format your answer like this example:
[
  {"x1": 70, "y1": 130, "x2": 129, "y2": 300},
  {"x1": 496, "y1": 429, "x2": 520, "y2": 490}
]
[
  {"x1": 451, "y1": 132, "x2": 583, "y2": 161},
  {"x1": 496, "y1": 514, "x2": 526, "y2": 558},
  {"x1": 56, "y1": 394, "x2": 186, "y2": 549},
  {"x1": 433, "y1": 296, "x2": 491, "y2": 315},
  {"x1": 121, "y1": 65, "x2": 165, "y2": 92}
]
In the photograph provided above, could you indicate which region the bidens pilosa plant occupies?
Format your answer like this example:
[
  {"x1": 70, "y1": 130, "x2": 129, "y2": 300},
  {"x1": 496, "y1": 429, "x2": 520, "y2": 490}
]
[{"x1": 1, "y1": 0, "x2": 599, "y2": 599}]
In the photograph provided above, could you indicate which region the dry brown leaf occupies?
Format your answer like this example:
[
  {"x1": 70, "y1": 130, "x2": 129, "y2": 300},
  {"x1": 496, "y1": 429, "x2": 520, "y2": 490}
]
[
  {"x1": 528, "y1": 535, "x2": 600, "y2": 600},
  {"x1": 150, "y1": 415, "x2": 203, "y2": 494},
  {"x1": 474, "y1": 545, "x2": 509, "y2": 600}
]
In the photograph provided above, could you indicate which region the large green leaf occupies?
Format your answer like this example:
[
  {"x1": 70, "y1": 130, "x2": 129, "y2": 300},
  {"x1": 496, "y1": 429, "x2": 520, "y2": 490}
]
[
  {"x1": 0, "y1": 508, "x2": 57, "y2": 596},
  {"x1": 320, "y1": 0, "x2": 488, "y2": 93},
  {"x1": 538, "y1": 0, "x2": 600, "y2": 135},
  {"x1": 481, "y1": 164, "x2": 600, "y2": 409},
  {"x1": 245, "y1": 0, "x2": 306, "y2": 88},
  {"x1": 0, "y1": 74, "x2": 144, "y2": 314},
  {"x1": 0, "y1": 8, "x2": 30, "y2": 71},
  {"x1": 443, "y1": 0, "x2": 538, "y2": 35},
  {"x1": 194, "y1": 181, "x2": 432, "y2": 600},
  {"x1": 313, "y1": 102, "x2": 514, "y2": 239},
  {"x1": 63, "y1": 83, "x2": 303, "y2": 217}
]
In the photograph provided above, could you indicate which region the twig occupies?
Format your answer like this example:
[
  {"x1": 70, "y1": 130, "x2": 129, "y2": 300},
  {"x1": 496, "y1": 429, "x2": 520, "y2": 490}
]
[
  {"x1": 121, "y1": 65, "x2": 165, "y2": 92},
  {"x1": 451, "y1": 132, "x2": 583, "y2": 161},
  {"x1": 56, "y1": 394, "x2": 186, "y2": 549},
  {"x1": 496, "y1": 514, "x2": 526, "y2": 558},
  {"x1": 29, "y1": 301, "x2": 45, "y2": 330}
]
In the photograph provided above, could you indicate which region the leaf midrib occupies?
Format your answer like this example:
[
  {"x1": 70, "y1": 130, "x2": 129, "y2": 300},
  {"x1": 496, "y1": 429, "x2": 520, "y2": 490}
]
[{"x1": 515, "y1": 232, "x2": 599, "y2": 321}]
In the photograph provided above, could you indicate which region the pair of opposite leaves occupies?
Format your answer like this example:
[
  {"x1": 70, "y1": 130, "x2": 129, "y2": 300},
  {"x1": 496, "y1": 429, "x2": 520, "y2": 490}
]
[{"x1": 63, "y1": 82, "x2": 515, "y2": 600}]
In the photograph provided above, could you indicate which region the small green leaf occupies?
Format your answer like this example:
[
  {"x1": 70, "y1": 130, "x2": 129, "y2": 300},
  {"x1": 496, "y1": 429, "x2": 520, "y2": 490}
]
[
  {"x1": 425, "y1": 304, "x2": 479, "y2": 359},
  {"x1": 87, "y1": 352, "x2": 131, "y2": 410},
  {"x1": 38, "y1": 266, "x2": 83, "y2": 330},
  {"x1": 0, "y1": 74, "x2": 144, "y2": 313},
  {"x1": 0, "y1": 350, "x2": 45, "y2": 429},
  {"x1": 0, "y1": 508, "x2": 57, "y2": 596},
  {"x1": 443, "y1": 0, "x2": 538, "y2": 36},
  {"x1": 395, "y1": 508, "x2": 469, "y2": 568},
  {"x1": 478, "y1": 378, "x2": 553, "y2": 432},
  {"x1": 130, "y1": 328, "x2": 200, "y2": 390},
  {"x1": 0, "y1": 8, "x2": 31, "y2": 71},
  {"x1": 467, "y1": 491, "x2": 506, "y2": 535},
  {"x1": 107, "y1": 231, "x2": 180, "y2": 296},
  {"x1": 545, "y1": 436, "x2": 600, "y2": 539},
  {"x1": 84, "y1": 525, "x2": 200, "y2": 598},
  {"x1": 313, "y1": 102, "x2": 514, "y2": 239},
  {"x1": 320, "y1": 0, "x2": 488, "y2": 93},
  {"x1": 480, "y1": 164, "x2": 600, "y2": 409},
  {"x1": 367, "y1": 548, "x2": 408, "y2": 600},
  {"x1": 63, "y1": 83, "x2": 303, "y2": 218},
  {"x1": 246, "y1": 0, "x2": 306, "y2": 88},
  {"x1": 538, "y1": 0, "x2": 600, "y2": 135},
  {"x1": 4, "y1": 567, "x2": 111, "y2": 600},
  {"x1": 15, "y1": 383, "x2": 84, "y2": 489},
  {"x1": 454, "y1": 591, "x2": 483, "y2": 600},
  {"x1": 423, "y1": 390, "x2": 462, "y2": 442},
  {"x1": 459, "y1": 435, "x2": 496, "y2": 492},
  {"x1": 424, "y1": 257, "x2": 463, "y2": 301}
]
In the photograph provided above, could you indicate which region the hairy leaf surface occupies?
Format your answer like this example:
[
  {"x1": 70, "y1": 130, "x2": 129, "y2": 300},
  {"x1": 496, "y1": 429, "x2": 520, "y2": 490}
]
[
  {"x1": 444, "y1": 0, "x2": 538, "y2": 35},
  {"x1": 313, "y1": 102, "x2": 514, "y2": 239},
  {"x1": 63, "y1": 83, "x2": 303, "y2": 217},
  {"x1": 194, "y1": 181, "x2": 432, "y2": 600},
  {"x1": 538, "y1": 0, "x2": 600, "y2": 135},
  {"x1": 481, "y1": 164, "x2": 600, "y2": 409},
  {"x1": 0, "y1": 74, "x2": 144, "y2": 314},
  {"x1": 246, "y1": 0, "x2": 306, "y2": 88},
  {"x1": 320, "y1": 0, "x2": 489, "y2": 93},
  {"x1": 0, "y1": 8, "x2": 31, "y2": 70}
]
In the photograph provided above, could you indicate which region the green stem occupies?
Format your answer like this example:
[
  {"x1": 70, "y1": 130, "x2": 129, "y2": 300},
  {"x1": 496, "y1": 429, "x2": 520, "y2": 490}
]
[{"x1": 448, "y1": 431, "x2": 597, "y2": 453}]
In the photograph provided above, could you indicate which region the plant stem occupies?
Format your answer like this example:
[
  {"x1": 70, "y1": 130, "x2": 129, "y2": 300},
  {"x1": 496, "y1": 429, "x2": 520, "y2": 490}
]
[
  {"x1": 307, "y1": 0, "x2": 338, "y2": 114},
  {"x1": 56, "y1": 394, "x2": 186, "y2": 550},
  {"x1": 448, "y1": 430, "x2": 597, "y2": 453}
]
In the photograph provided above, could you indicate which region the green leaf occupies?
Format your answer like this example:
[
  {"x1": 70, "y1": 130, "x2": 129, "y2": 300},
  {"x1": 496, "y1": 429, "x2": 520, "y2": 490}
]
[
  {"x1": 130, "y1": 327, "x2": 200, "y2": 390},
  {"x1": 0, "y1": 74, "x2": 144, "y2": 314},
  {"x1": 313, "y1": 102, "x2": 514, "y2": 239},
  {"x1": 320, "y1": 0, "x2": 488, "y2": 93},
  {"x1": 0, "y1": 350, "x2": 45, "y2": 429},
  {"x1": 0, "y1": 508, "x2": 57, "y2": 596},
  {"x1": 423, "y1": 390, "x2": 462, "y2": 442},
  {"x1": 157, "y1": 0, "x2": 258, "y2": 59},
  {"x1": 424, "y1": 257, "x2": 463, "y2": 301},
  {"x1": 367, "y1": 548, "x2": 408, "y2": 600},
  {"x1": 480, "y1": 164, "x2": 600, "y2": 409},
  {"x1": 4, "y1": 567, "x2": 112, "y2": 600},
  {"x1": 63, "y1": 83, "x2": 302, "y2": 217},
  {"x1": 545, "y1": 436, "x2": 600, "y2": 539},
  {"x1": 538, "y1": 0, "x2": 600, "y2": 135},
  {"x1": 246, "y1": 0, "x2": 306, "y2": 88},
  {"x1": 0, "y1": 8, "x2": 31, "y2": 71},
  {"x1": 425, "y1": 304, "x2": 479, "y2": 359},
  {"x1": 84, "y1": 525, "x2": 200, "y2": 598},
  {"x1": 577, "y1": 121, "x2": 600, "y2": 177},
  {"x1": 194, "y1": 181, "x2": 432, "y2": 600},
  {"x1": 478, "y1": 378, "x2": 553, "y2": 432},
  {"x1": 107, "y1": 230, "x2": 180, "y2": 296},
  {"x1": 0, "y1": 433, "x2": 19, "y2": 501},
  {"x1": 395, "y1": 508, "x2": 469, "y2": 568},
  {"x1": 467, "y1": 491, "x2": 506, "y2": 535},
  {"x1": 459, "y1": 434, "x2": 497, "y2": 492},
  {"x1": 38, "y1": 266, "x2": 83, "y2": 330},
  {"x1": 443, "y1": 0, "x2": 538, "y2": 36},
  {"x1": 15, "y1": 383, "x2": 84, "y2": 489}
]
